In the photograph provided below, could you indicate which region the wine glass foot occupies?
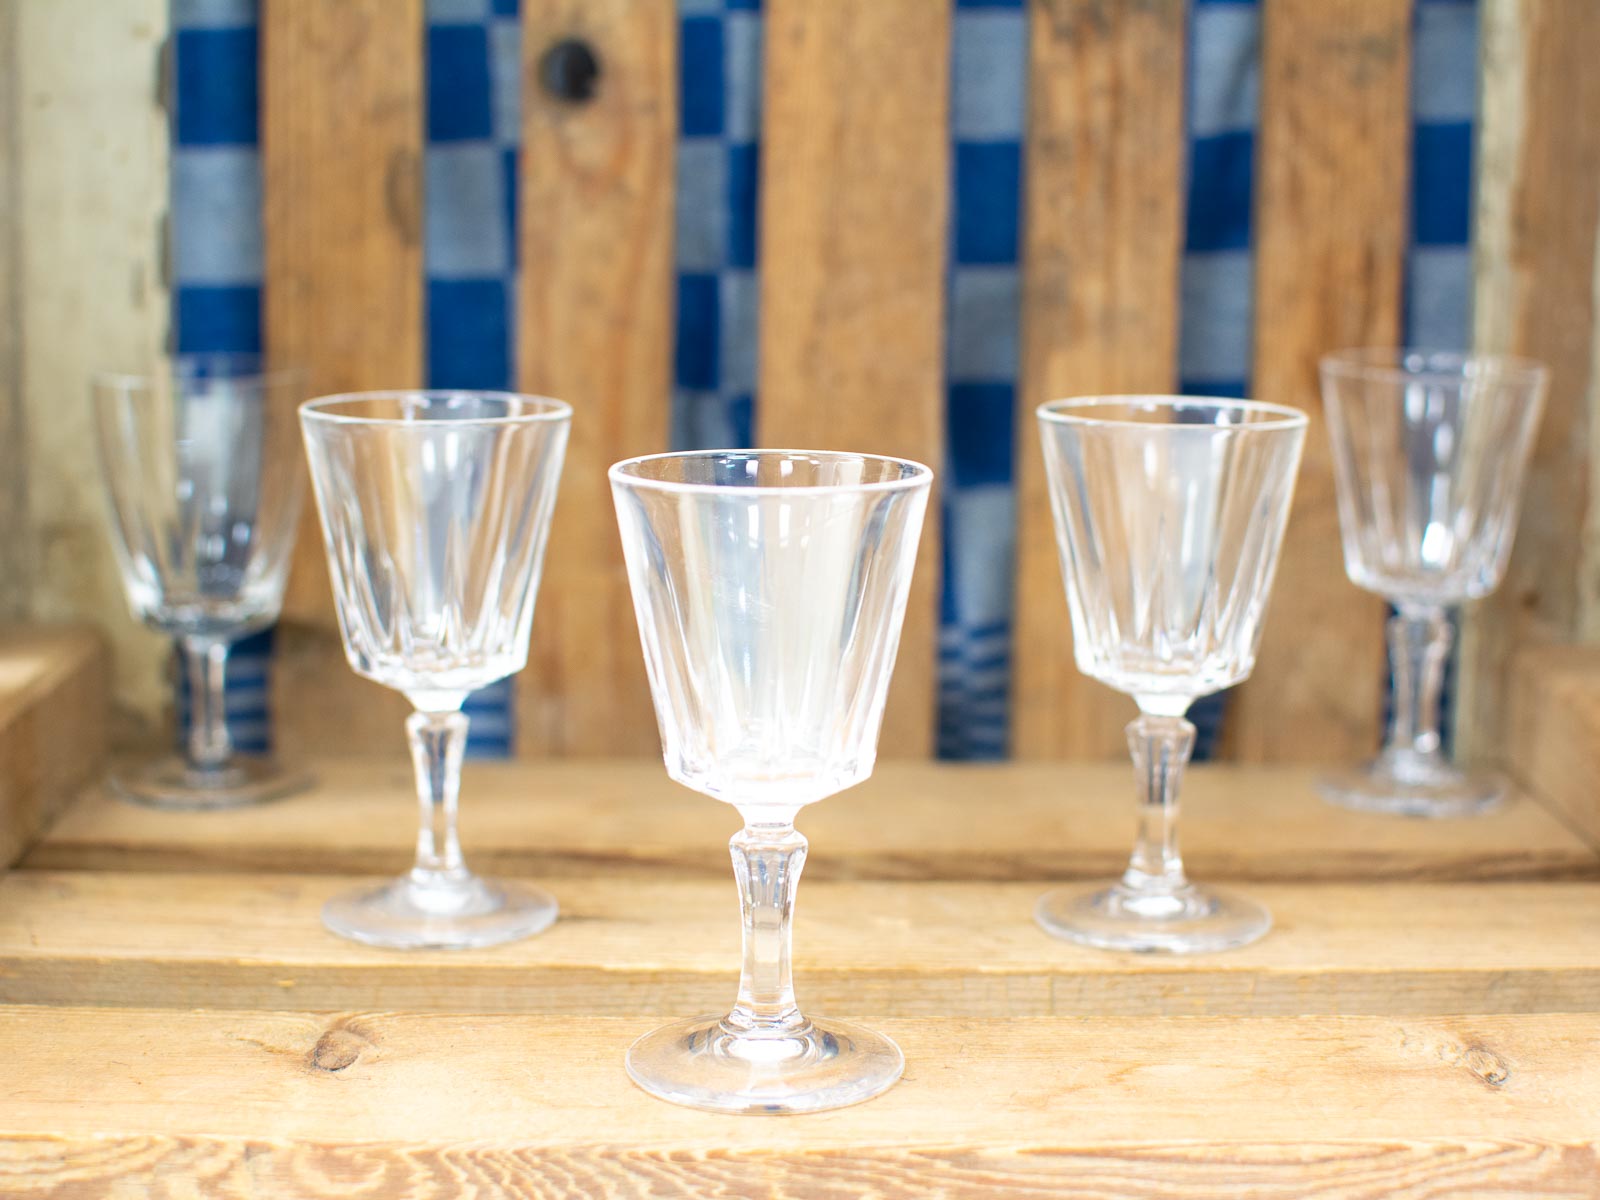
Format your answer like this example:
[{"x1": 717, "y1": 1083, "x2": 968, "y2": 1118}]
[
  {"x1": 322, "y1": 875, "x2": 558, "y2": 950},
  {"x1": 109, "y1": 756, "x2": 312, "y2": 811},
  {"x1": 625, "y1": 1015, "x2": 904, "y2": 1114},
  {"x1": 1318, "y1": 760, "x2": 1505, "y2": 819},
  {"x1": 1035, "y1": 881, "x2": 1271, "y2": 954}
]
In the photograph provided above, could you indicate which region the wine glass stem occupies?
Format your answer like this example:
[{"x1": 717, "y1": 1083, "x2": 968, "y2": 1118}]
[
  {"x1": 1386, "y1": 607, "x2": 1451, "y2": 758},
  {"x1": 182, "y1": 637, "x2": 233, "y2": 771},
  {"x1": 407, "y1": 709, "x2": 469, "y2": 885},
  {"x1": 726, "y1": 819, "x2": 808, "y2": 1036},
  {"x1": 1122, "y1": 713, "x2": 1196, "y2": 894}
]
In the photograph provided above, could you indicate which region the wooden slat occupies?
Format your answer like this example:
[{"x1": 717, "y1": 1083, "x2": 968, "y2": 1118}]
[
  {"x1": 1507, "y1": 642, "x2": 1600, "y2": 849},
  {"x1": 28, "y1": 761, "x2": 1596, "y2": 882},
  {"x1": 1458, "y1": 0, "x2": 1600, "y2": 764},
  {"x1": 0, "y1": 628, "x2": 105, "y2": 867},
  {"x1": 0, "y1": 1008, "x2": 1594, "y2": 1195},
  {"x1": 8, "y1": 0, "x2": 170, "y2": 740},
  {"x1": 1011, "y1": 0, "x2": 1187, "y2": 760},
  {"x1": 3, "y1": 872, "x2": 1598, "y2": 1017},
  {"x1": 517, "y1": 3, "x2": 676, "y2": 757},
  {"x1": 1225, "y1": 0, "x2": 1411, "y2": 764},
  {"x1": 757, "y1": 1, "x2": 950, "y2": 757},
  {"x1": 260, "y1": 0, "x2": 425, "y2": 757}
]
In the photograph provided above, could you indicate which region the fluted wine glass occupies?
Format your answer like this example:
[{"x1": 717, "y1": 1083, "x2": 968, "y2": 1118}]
[
  {"x1": 1319, "y1": 349, "x2": 1546, "y2": 817},
  {"x1": 300, "y1": 392, "x2": 569, "y2": 949},
  {"x1": 93, "y1": 355, "x2": 310, "y2": 808},
  {"x1": 1035, "y1": 398, "x2": 1306, "y2": 954},
  {"x1": 611, "y1": 450, "x2": 932, "y2": 1114}
]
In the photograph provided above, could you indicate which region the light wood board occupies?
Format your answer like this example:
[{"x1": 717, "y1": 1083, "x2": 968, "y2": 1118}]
[
  {"x1": 757, "y1": 0, "x2": 950, "y2": 757},
  {"x1": 0, "y1": 1009, "x2": 1593, "y2": 1196},
  {"x1": 1225, "y1": 0, "x2": 1411, "y2": 764},
  {"x1": 260, "y1": 0, "x2": 426, "y2": 758},
  {"x1": 1507, "y1": 642, "x2": 1600, "y2": 848},
  {"x1": 0, "y1": 627, "x2": 106, "y2": 867},
  {"x1": 2, "y1": 871, "x2": 1597, "y2": 1018},
  {"x1": 1459, "y1": 0, "x2": 1600, "y2": 764},
  {"x1": 8, "y1": 0, "x2": 171, "y2": 740},
  {"x1": 1012, "y1": 0, "x2": 1187, "y2": 761},
  {"x1": 517, "y1": 1, "x2": 676, "y2": 758},
  {"x1": 27, "y1": 760, "x2": 1595, "y2": 882}
]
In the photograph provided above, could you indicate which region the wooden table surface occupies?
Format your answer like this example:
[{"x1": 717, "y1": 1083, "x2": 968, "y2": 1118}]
[{"x1": 1, "y1": 740, "x2": 1597, "y2": 1196}]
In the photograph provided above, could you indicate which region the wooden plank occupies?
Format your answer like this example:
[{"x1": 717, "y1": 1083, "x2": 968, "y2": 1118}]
[
  {"x1": 757, "y1": 1, "x2": 950, "y2": 757},
  {"x1": 10, "y1": 0, "x2": 171, "y2": 742},
  {"x1": 0, "y1": 1008, "x2": 1594, "y2": 1195},
  {"x1": 0, "y1": 628, "x2": 106, "y2": 867},
  {"x1": 1012, "y1": 0, "x2": 1187, "y2": 760},
  {"x1": 1458, "y1": 0, "x2": 1600, "y2": 764},
  {"x1": 260, "y1": 0, "x2": 425, "y2": 757},
  {"x1": 517, "y1": 3, "x2": 676, "y2": 757},
  {"x1": 1507, "y1": 643, "x2": 1600, "y2": 849},
  {"x1": 3, "y1": 871, "x2": 1598, "y2": 1017},
  {"x1": 28, "y1": 761, "x2": 1596, "y2": 881},
  {"x1": 1225, "y1": 0, "x2": 1411, "y2": 764}
]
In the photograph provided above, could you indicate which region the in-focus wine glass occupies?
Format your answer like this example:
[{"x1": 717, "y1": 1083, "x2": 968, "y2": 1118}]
[
  {"x1": 300, "y1": 391, "x2": 569, "y2": 949},
  {"x1": 1034, "y1": 397, "x2": 1306, "y2": 954},
  {"x1": 611, "y1": 450, "x2": 932, "y2": 1114},
  {"x1": 93, "y1": 355, "x2": 311, "y2": 809},
  {"x1": 1319, "y1": 349, "x2": 1546, "y2": 818}
]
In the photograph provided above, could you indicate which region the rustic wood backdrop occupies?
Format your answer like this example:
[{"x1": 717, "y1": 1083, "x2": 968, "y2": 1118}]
[{"x1": 0, "y1": 0, "x2": 1595, "y2": 770}]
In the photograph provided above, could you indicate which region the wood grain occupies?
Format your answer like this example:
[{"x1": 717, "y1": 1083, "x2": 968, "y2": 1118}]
[
  {"x1": 1225, "y1": 0, "x2": 1411, "y2": 764},
  {"x1": 0, "y1": 627, "x2": 106, "y2": 867},
  {"x1": 260, "y1": 0, "x2": 425, "y2": 756},
  {"x1": 757, "y1": 0, "x2": 950, "y2": 757},
  {"x1": 9, "y1": 0, "x2": 171, "y2": 741},
  {"x1": 3, "y1": 871, "x2": 1598, "y2": 1018},
  {"x1": 0, "y1": 1009, "x2": 1594, "y2": 1196},
  {"x1": 517, "y1": 1, "x2": 676, "y2": 757},
  {"x1": 1012, "y1": 0, "x2": 1186, "y2": 760},
  {"x1": 1507, "y1": 642, "x2": 1600, "y2": 848},
  {"x1": 1458, "y1": 0, "x2": 1600, "y2": 764},
  {"x1": 27, "y1": 760, "x2": 1596, "y2": 882}
]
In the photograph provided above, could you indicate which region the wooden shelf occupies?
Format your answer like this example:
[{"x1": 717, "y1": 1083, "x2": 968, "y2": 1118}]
[
  {"x1": 2, "y1": 756, "x2": 1597, "y2": 1195},
  {"x1": 1, "y1": 1008, "x2": 1595, "y2": 1195}
]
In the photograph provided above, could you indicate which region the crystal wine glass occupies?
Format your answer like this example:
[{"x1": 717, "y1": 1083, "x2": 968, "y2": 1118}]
[
  {"x1": 300, "y1": 391, "x2": 569, "y2": 949},
  {"x1": 1034, "y1": 397, "x2": 1307, "y2": 954},
  {"x1": 1318, "y1": 349, "x2": 1546, "y2": 817},
  {"x1": 611, "y1": 450, "x2": 932, "y2": 1114},
  {"x1": 93, "y1": 355, "x2": 310, "y2": 809}
]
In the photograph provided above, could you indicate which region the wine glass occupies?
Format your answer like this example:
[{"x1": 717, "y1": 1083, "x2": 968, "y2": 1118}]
[
  {"x1": 1034, "y1": 397, "x2": 1306, "y2": 954},
  {"x1": 611, "y1": 450, "x2": 932, "y2": 1114},
  {"x1": 300, "y1": 391, "x2": 569, "y2": 949},
  {"x1": 93, "y1": 355, "x2": 310, "y2": 809},
  {"x1": 1319, "y1": 349, "x2": 1547, "y2": 817}
]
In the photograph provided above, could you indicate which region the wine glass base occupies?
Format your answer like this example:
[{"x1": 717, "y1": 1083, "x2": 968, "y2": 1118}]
[
  {"x1": 1318, "y1": 761, "x2": 1505, "y2": 819},
  {"x1": 625, "y1": 1015, "x2": 904, "y2": 1114},
  {"x1": 322, "y1": 875, "x2": 558, "y2": 950},
  {"x1": 109, "y1": 756, "x2": 312, "y2": 811},
  {"x1": 1035, "y1": 881, "x2": 1271, "y2": 954}
]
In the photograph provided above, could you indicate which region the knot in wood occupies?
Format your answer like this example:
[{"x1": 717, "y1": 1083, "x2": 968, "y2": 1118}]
[
  {"x1": 309, "y1": 1027, "x2": 369, "y2": 1073},
  {"x1": 540, "y1": 38, "x2": 601, "y2": 103},
  {"x1": 1464, "y1": 1045, "x2": 1510, "y2": 1088}
]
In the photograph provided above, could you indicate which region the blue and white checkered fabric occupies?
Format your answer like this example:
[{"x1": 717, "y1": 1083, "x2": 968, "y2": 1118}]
[
  {"x1": 169, "y1": 0, "x2": 1478, "y2": 761},
  {"x1": 674, "y1": 0, "x2": 761, "y2": 451}
]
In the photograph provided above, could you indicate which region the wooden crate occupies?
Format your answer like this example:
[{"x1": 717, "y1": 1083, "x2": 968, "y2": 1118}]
[{"x1": 0, "y1": 621, "x2": 1596, "y2": 1196}]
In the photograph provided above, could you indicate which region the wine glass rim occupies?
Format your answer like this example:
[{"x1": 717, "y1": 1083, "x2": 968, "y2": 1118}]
[
  {"x1": 300, "y1": 390, "x2": 573, "y2": 426},
  {"x1": 1320, "y1": 347, "x2": 1548, "y2": 386},
  {"x1": 609, "y1": 448, "x2": 935, "y2": 495},
  {"x1": 1037, "y1": 395, "x2": 1308, "y2": 431},
  {"x1": 93, "y1": 354, "x2": 306, "y2": 392}
]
